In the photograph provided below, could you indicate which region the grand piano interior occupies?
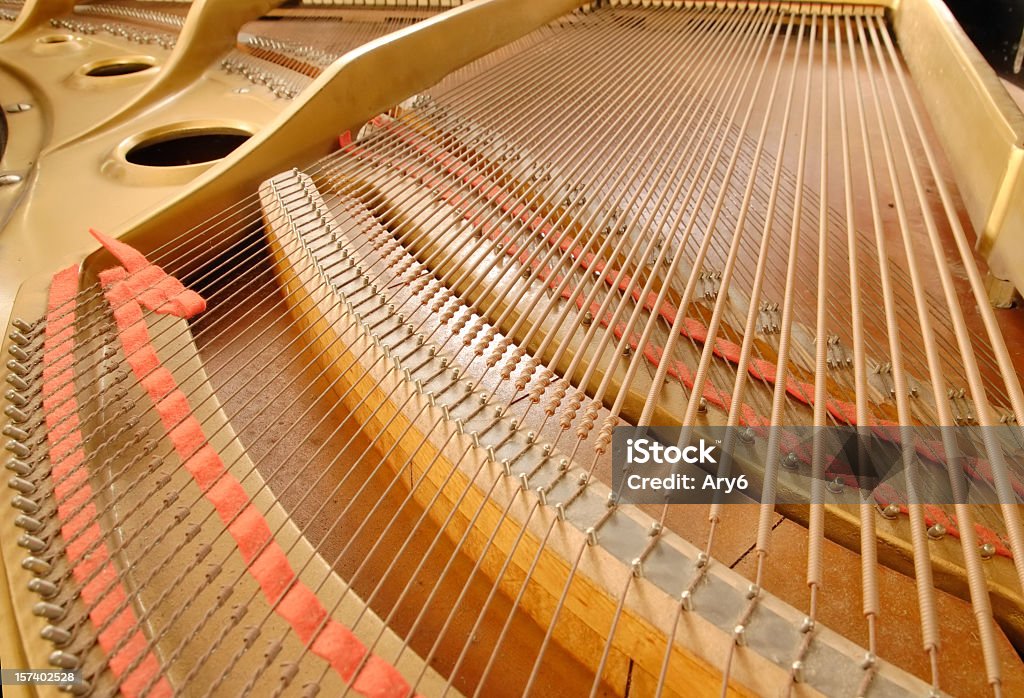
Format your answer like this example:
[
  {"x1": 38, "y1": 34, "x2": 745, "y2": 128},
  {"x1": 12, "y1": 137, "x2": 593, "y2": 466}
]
[{"x1": 3, "y1": 1, "x2": 1024, "y2": 697}]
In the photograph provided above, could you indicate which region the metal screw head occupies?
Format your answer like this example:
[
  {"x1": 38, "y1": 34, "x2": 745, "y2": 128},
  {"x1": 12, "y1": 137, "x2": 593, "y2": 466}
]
[
  {"x1": 880, "y1": 503, "x2": 901, "y2": 520},
  {"x1": 826, "y1": 476, "x2": 844, "y2": 494},
  {"x1": 980, "y1": 542, "x2": 997, "y2": 560},
  {"x1": 0, "y1": 173, "x2": 23, "y2": 186},
  {"x1": 4, "y1": 103, "x2": 32, "y2": 113},
  {"x1": 927, "y1": 523, "x2": 946, "y2": 540}
]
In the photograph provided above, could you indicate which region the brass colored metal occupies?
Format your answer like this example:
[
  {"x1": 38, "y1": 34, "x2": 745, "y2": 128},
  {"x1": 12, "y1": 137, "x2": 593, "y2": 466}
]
[
  {"x1": 0, "y1": 0, "x2": 76, "y2": 43},
  {"x1": 105, "y1": 0, "x2": 587, "y2": 265},
  {"x1": 61, "y1": 0, "x2": 285, "y2": 148},
  {"x1": 4, "y1": 1, "x2": 1024, "y2": 695}
]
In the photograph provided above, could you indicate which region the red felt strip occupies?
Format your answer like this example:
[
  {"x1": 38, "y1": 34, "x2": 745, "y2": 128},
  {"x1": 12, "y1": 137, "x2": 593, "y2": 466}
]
[
  {"x1": 343, "y1": 121, "x2": 1016, "y2": 557},
  {"x1": 93, "y1": 232, "x2": 414, "y2": 695},
  {"x1": 42, "y1": 265, "x2": 173, "y2": 698}
]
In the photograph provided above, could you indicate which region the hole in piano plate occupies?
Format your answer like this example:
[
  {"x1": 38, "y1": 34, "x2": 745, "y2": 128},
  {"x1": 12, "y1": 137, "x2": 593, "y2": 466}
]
[
  {"x1": 37, "y1": 34, "x2": 74, "y2": 44},
  {"x1": 125, "y1": 128, "x2": 251, "y2": 168},
  {"x1": 81, "y1": 56, "x2": 156, "y2": 77}
]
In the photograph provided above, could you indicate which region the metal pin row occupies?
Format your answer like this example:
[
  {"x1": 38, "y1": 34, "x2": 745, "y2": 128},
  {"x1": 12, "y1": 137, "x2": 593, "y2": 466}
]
[{"x1": 4, "y1": 331, "x2": 90, "y2": 694}]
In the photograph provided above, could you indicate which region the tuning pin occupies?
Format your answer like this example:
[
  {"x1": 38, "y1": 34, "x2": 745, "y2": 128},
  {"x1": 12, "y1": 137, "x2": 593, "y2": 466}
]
[
  {"x1": 3, "y1": 424, "x2": 30, "y2": 441},
  {"x1": 6, "y1": 359, "x2": 30, "y2": 376},
  {"x1": 11, "y1": 495, "x2": 38, "y2": 513},
  {"x1": 5, "y1": 389, "x2": 28, "y2": 407},
  {"x1": 60, "y1": 675, "x2": 92, "y2": 696},
  {"x1": 8, "y1": 476, "x2": 36, "y2": 494},
  {"x1": 7, "y1": 345, "x2": 30, "y2": 361},
  {"x1": 6, "y1": 440, "x2": 30, "y2": 458},
  {"x1": 15, "y1": 515, "x2": 43, "y2": 532},
  {"x1": 5, "y1": 373, "x2": 29, "y2": 390},
  {"x1": 5, "y1": 458, "x2": 30, "y2": 475},
  {"x1": 18, "y1": 534, "x2": 46, "y2": 553},
  {"x1": 48, "y1": 650, "x2": 80, "y2": 670},
  {"x1": 33, "y1": 602, "x2": 66, "y2": 621},
  {"x1": 28, "y1": 578, "x2": 58, "y2": 599},
  {"x1": 22, "y1": 556, "x2": 51, "y2": 575},
  {"x1": 4, "y1": 405, "x2": 29, "y2": 423},
  {"x1": 41, "y1": 625, "x2": 72, "y2": 646}
]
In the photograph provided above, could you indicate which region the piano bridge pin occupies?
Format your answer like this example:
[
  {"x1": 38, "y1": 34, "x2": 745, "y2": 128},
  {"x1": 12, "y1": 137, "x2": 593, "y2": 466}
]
[
  {"x1": 871, "y1": 361, "x2": 896, "y2": 398},
  {"x1": 948, "y1": 388, "x2": 975, "y2": 425},
  {"x1": 825, "y1": 333, "x2": 852, "y2": 369},
  {"x1": 757, "y1": 302, "x2": 781, "y2": 334}
]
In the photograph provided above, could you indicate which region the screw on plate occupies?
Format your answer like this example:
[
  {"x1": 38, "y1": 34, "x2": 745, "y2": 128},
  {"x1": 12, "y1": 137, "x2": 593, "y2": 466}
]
[{"x1": 879, "y1": 503, "x2": 900, "y2": 520}]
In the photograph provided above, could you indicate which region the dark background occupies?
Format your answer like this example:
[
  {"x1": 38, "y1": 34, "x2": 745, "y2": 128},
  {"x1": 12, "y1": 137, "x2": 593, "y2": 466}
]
[{"x1": 944, "y1": 0, "x2": 1024, "y2": 88}]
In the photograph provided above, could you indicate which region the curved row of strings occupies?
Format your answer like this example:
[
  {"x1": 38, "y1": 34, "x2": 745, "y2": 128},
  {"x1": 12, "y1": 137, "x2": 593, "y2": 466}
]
[{"x1": 12, "y1": 5, "x2": 1024, "y2": 697}]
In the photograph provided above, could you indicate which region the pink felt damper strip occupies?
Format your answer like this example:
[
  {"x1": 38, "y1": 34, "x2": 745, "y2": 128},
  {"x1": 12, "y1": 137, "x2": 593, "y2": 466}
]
[
  {"x1": 90, "y1": 229, "x2": 417, "y2": 697},
  {"x1": 43, "y1": 265, "x2": 173, "y2": 698},
  {"x1": 338, "y1": 125, "x2": 1017, "y2": 558}
]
